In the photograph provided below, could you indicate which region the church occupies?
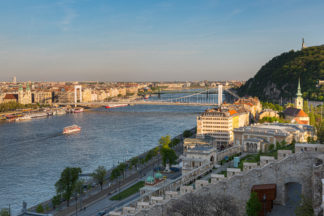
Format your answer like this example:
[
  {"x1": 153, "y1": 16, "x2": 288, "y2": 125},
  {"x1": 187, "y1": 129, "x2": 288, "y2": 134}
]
[
  {"x1": 283, "y1": 79, "x2": 310, "y2": 125},
  {"x1": 18, "y1": 84, "x2": 32, "y2": 105}
]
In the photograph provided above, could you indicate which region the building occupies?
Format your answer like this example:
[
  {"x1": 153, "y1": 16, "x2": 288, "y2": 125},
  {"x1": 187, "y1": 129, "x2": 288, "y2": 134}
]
[
  {"x1": 283, "y1": 107, "x2": 309, "y2": 125},
  {"x1": 258, "y1": 109, "x2": 279, "y2": 120},
  {"x1": 197, "y1": 108, "x2": 249, "y2": 147},
  {"x1": 33, "y1": 91, "x2": 52, "y2": 104},
  {"x1": 233, "y1": 97, "x2": 262, "y2": 119},
  {"x1": 295, "y1": 78, "x2": 303, "y2": 110},
  {"x1": 234, "y1": 123, "x2": 314, "y2": 153},
  {"x1": 181, "y1": 145, "x2": 216, "y2": 174},
  {"x1": 282, "y1": 79, "x2": 309, "y2": 125},
  {"x1": 3, "y1": 94, "x2": 18, "y2": 103},
  {"x1": 18, "y1": 84, "x2": 32, "y2": 105}
]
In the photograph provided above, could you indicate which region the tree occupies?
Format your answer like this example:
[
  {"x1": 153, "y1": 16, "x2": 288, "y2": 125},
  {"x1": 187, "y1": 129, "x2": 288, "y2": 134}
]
[
  {"x1": 160, "y1": 145, "x2": 178, "y2": 167},
  {"x1": 55, "y1": 167, "x2": 82, "y2": 207},
  {"x1": 303, "y1": 100, "x2": 309, "y2": 113},
  {"x1": 36, "y1": 204, "x2": 44, "y2": 213},
  {"x1": 167, "y1": 193, "x2": 238, "y2": 216},
  {"x1": 295, "y1": 195, "x2": 314, "y2": 216},
  {"x1": 183, "y1": 130, "x2": 193, "y2": 138},
  {"x1": 91, "y1": 166, "x2": 107, "y2": 190},
  {"x1": 159, "y1": 135, "x2": 171, "y2": 147},
  {"x1": 73, "y1": 179, "x2": 85, "y2": 210},
  {"x1": 52, "y1": 194, "x2": 62, "y2": 209},
  {"x1": 0, "y1": 209, "x2": 9, "y2": 216},
  {"x1": 246, "y1": 192, "x2": 262, "y2": 216}
]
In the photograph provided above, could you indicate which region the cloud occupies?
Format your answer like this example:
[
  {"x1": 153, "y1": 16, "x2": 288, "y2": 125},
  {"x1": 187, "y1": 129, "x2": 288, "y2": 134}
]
[{"x1": 57, "y1": 1, "x2": 78, "y2": 31}]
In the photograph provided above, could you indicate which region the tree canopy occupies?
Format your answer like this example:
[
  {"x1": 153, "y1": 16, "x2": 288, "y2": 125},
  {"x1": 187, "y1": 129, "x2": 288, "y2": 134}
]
[
  {"x1": 246, "y1": 192, "x2": 262, "y2": 216},
  {"x1": 92, "y1": 166, "x2": 107, "y2": 190},
  {"x1": 55, "y1": 167, "x2": 82, "y2": 207},
  {"x1": 239, "y1": 45, "x2": 324, "y2": 102}
]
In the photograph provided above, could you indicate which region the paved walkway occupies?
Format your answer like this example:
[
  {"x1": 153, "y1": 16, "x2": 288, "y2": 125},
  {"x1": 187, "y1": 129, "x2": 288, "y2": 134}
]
[{"x1": 269, "y1": 183, "x2": 301, "y2": 216}]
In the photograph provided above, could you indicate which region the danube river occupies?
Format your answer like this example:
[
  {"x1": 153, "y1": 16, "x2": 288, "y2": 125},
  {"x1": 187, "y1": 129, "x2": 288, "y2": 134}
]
[{"x1": 0, "y1": 103, "x2": 212, "y2": 214}]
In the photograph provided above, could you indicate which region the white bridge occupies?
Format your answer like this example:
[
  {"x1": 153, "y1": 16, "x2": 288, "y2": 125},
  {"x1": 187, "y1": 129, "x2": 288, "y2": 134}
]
[{"x1": 59, "y1": 86, "x2": 240, "y2": 107}]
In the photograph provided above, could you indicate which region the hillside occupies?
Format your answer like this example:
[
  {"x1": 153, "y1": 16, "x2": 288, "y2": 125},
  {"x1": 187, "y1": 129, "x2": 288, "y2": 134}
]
[{"x1": 239, "y1": 45, "x2": 324, "y2": 102}]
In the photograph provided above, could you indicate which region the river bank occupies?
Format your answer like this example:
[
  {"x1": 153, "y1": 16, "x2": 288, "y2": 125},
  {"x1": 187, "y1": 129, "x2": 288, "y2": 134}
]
[
  {"x1": 29, "y1": 127, "x2": 194, "y2": 215},
  {"x1": 0, "y1": 104, "x2": 208, "y2": 214}
]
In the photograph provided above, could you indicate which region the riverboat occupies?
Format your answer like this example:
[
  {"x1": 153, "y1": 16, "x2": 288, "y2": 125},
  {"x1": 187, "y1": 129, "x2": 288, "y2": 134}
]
[
  {"x1": 29, "y1": 112, "x2": 48, "y2": 118},
  {"x1": 5, "y1": 114, "x2": 18, "y2": 121},
  {"x1": 16, "y1": 115, "x2": 32, "y2": 121},
  {"x1": 105, "y1": 104, "x2": 128, "y2": 109},
  {"x1": 72, "y1": 107, "x2": 84, "y2": 113},
  {"x1": 63, "y1": 125, "x2": 81, "y2": 134}
]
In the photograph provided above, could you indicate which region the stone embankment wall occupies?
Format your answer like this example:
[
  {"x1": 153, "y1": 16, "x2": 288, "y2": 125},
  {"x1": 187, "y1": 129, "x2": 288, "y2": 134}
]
[{"x1": 112, "y1": 151, "x2": 323, "y2": 216}]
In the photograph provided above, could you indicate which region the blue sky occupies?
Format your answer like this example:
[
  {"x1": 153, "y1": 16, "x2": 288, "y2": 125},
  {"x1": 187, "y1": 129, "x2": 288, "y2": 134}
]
[{"x1": 0, "y1": 0, "x2": 324, "y2": 81}]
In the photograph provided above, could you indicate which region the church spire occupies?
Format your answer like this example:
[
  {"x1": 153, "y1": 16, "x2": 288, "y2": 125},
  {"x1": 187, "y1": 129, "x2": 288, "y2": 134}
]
[{"x1": 296, "y1": 78, "x2": 302, "y2": 97}]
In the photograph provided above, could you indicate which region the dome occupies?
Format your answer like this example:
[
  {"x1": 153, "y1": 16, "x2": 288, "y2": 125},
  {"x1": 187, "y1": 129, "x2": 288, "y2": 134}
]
[
  {"x1": 155, "y1": 172, "x2": 163, "y2": 179},
  {"x1": 146, "y1": 176, "x2": 154, "y2": 183}
]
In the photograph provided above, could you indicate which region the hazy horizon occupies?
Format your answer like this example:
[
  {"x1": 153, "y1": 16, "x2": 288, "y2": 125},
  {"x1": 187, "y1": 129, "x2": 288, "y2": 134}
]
[{"x1": 1, "y1": 0, "x2": 324, "y2": 82}]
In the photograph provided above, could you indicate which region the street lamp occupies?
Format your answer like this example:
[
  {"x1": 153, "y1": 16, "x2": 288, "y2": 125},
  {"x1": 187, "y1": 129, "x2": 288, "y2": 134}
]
[{"x1": 263, "y1": 194, "x2": 267, "y2": 216}]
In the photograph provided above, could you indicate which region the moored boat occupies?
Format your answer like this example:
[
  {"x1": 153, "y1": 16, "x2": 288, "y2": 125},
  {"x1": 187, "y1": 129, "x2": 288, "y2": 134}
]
[
  {"x1": 63, "y1": 125, "x2": 81, "y2": 134},
  {"x1": 72, "y1": 107, "x2": 84, "y2": 113},
  {"x1": 16, "y1": 115, "x2": 32, "y2": 121},
  {"x1": 29, "y1": 112, "x2": 48, "y2": 118},
  {"x1": 105, "y1": 104, "x2": 128, "y2": 109}
]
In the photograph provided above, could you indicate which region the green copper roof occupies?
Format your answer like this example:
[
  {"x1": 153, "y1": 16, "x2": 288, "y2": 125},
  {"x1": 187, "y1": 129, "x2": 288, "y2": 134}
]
[
  {"x1": 26, "y1": 83, "x2": 30, "y2": 91},
  {"x1": 154, "y1": 172, "x2": 163, "y2": 179},
  {"x1": 296, "y1": 78, "x2": 302, "y2": 97},
  {"x1": 146, "y1": 176, "x2": 154, "y2": 183},
  {"x1": 19, "y1": 84, "x2": 23, "y2": 91}
]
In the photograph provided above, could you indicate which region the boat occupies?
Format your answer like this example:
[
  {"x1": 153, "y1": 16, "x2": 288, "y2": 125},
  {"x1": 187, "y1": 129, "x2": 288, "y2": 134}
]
[
  {"x1": 105, "y1": 104, "x2": 128, "y2": 109},
  {"x1": 144, "y1": 95, "x2": 150, "y2": 99},
  {"x1": 29, "y1": 112, "x2": 48, "y2": 118},
  {"x1": 72, "y1": 107, "x2": 84, "y2": 113},
  {"x1": 56, "y1": 109, "x2": 66, "y2": 115},
  {"x1": 16, "y1": 115, "x2": 32, "y2": 121},
  {"x1": 5, "y1": 114, "x2": 18, "y2": 121},
  {"x1": 63, "y1": 125, "x2": 81, "y2": 134}
]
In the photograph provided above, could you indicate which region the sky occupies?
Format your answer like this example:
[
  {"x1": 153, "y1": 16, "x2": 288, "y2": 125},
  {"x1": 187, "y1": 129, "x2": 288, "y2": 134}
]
[{"x1": 0, "y1": 0, "x2": 324, "y2": 82}]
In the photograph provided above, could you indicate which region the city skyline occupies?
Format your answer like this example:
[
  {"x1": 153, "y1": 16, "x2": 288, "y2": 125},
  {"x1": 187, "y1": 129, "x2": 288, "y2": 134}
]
[{"x1": 1, "y1": 0, "x2": 324, "y2": 82}]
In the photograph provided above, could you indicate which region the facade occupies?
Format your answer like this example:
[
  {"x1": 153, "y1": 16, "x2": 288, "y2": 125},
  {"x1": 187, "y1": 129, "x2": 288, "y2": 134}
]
[
  {"x1": 197, "y1": 108, "x2": 249, "y2": 146},
  {"x1": 233, "y1": 97, "x2": 262, "y2": 119},
  {"x1": 181, "y1": 145, "x2": 216, "y2": 174},
  {"x1": 3, "y1": 94, "x2": 18, "y2": 103},
  {"x1": 259, "y1": 109, "x2": 279, "y2": 120},
  {"x1": 295, "y1": 78, "x2": 303, "y2": 110},
  {"x1": 283, "y1": 107, "x2": 309, "y2": 125},
  {"x1": 234, "y1": 123, "x2": 314, "y2": 153},
  {"x1": 18, "y1": 84, "x2": 32, "y2": 105},
  {"x1": 33, "y1": 91, "x2": 52, "y2": 104}
]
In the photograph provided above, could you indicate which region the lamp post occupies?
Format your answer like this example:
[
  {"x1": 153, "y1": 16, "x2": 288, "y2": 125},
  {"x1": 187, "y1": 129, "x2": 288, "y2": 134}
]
[{"x1": 263, "y1": 194, "x2": 267, "y2": 216}]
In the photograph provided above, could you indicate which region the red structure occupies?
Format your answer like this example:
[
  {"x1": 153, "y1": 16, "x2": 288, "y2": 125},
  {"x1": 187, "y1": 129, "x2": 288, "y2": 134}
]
[{"x1": 251, "y1": 184, "x2": 276, "y2": 216}]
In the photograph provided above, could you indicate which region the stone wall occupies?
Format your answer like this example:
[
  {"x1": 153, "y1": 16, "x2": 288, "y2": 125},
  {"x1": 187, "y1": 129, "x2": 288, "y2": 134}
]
[{"x1": 121, "y1": 152, "x2": 323, "y2": 216}]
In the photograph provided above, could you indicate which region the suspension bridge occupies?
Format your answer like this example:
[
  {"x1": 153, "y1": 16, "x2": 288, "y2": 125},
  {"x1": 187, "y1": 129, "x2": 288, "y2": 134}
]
[{"x1": 57, "y1": 86, "x2": 240, "y2": 107}]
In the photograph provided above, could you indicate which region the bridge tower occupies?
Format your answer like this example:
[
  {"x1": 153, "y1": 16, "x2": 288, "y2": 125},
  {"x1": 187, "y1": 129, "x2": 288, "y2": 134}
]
[
  {"x1": 74, "y1": 85, "x2": 82, "y2": 106},
  {"x1": 218, "y1": 85, "x2": 223, "y2": 106}
]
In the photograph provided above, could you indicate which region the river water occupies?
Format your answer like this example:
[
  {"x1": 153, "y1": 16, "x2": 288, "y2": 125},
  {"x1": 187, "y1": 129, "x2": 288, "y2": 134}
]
[{"x1": 0, "y1": 102, "x2": 213, "y2": 214}]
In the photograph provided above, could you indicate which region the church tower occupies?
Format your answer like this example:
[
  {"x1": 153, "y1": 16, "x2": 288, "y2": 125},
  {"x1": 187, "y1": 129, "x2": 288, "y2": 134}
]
[
  {"x1": 302, "y1": 38, "x2": 306, "y2": 49},
  {"x1": 295, "y1": 78, "x2": 303, "y2": 110},
  {"x1": 18, "y1": 84, "x2": 23, "y2": 104}
]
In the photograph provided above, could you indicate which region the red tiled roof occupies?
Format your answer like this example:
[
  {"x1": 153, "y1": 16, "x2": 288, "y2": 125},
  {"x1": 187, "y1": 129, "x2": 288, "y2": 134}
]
[
  {"x1": 296, "y1": 109, "x2": 308, "y2": 117},
  {"x1": 294, "y1": 118, "x2": 309, "y2": 125},
  {"x1": 4, "y1": 94, "x2": 18, "y2": 100},
  {"x1": 228, "y1": 110, "x2": 237, "y2": 115}
]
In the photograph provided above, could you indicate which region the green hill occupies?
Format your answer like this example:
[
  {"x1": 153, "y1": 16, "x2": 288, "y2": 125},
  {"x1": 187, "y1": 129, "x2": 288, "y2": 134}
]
[{"x1": 239, "y1": 45, "x2": 324, "y2": 102}]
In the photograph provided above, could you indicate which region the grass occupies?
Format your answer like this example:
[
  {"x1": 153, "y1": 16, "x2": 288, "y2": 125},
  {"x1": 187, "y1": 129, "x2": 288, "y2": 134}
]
[
  {"x1": 110, "y1": 181, "x2": 145, "y2": 201},
  {"x1": 237, "y1": 144, "x2": 295, "y2": 170},
  {"x1": 218, "y1": 170, "x2": 227, "y2": 177}
]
